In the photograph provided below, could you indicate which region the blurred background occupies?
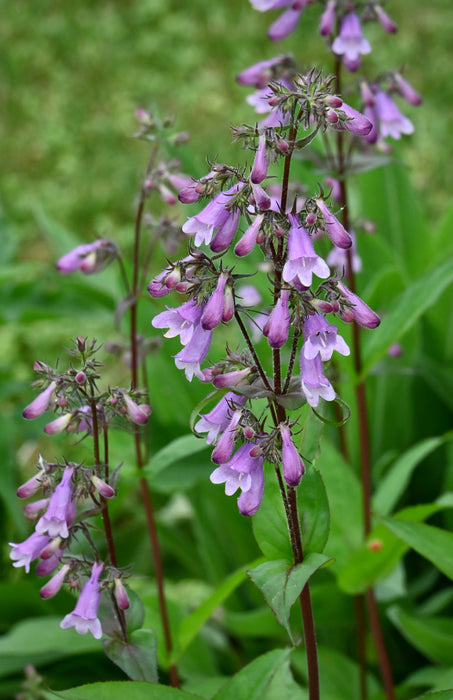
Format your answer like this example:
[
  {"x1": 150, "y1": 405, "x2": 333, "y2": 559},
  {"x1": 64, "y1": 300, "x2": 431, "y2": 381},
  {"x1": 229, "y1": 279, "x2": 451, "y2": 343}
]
[{"x1": 1, "y1": 0, "x2": 453, "y2": 696}]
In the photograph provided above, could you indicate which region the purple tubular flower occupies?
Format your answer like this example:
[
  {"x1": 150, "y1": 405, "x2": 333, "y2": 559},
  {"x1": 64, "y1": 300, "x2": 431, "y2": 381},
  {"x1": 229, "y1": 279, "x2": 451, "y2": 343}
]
[
  {"x1": 44, "y1": 413, "x2": 73, "y2": 435},
  {"x1": 60, "y1": 562, "x2": 104, "y2": 639},
  {"x1": 148, "y1": 267, "x2": 173, "y2": 298},
  {"x1": 300, "y1": 352, "x2": 336, "y2": 407},
  {"x1": 17, "y1": 469, "x2": 46, "y2": 498},
  {"x1": 280, "y1": 424, "x2": 305, "y2": 486},
  {"x1": 91, "y1": 475, "x2": 115, "y2": 499},
  {"x1": 394, "y1": 73, "x2": 422, "y2": 106},
  {"x1": 374, "y1": 90, "x2": 414, "y2": 140},
  {"x1": 122, "y1": 394, "x2": 152, "y2": 424},
  {"x1": 24, "y1": 498, "x2": 50, "y2": 519},
  {"x1": 211, "y1": 409, "x2": 243, "y2": 464},
  {"x1": 173, "y1": 325, "x2": 212, "y2": 381},
  {"x1": 332, "y1": 13, "x2": 371, "y2": 72},
  {"x1": 57, "y1": 239, "x2": 116, "y2": 275},
  {"x1": 152, "y1": 299, "x2": 203, "y2": 345},
  {"x1": 282, "y1": 214, "x2": 330, "y2": 287},
  {"x1": 213, "y1": 368, "x2": 251, "y2": 389},
  {"x1": 201, "y1": 272, "x2": 230, "y2": 331},
  {"x1": 336, "y1": 281, "x2": 380, "y2": 328},
  {"x1": 23, "y1": 381, "x2": 57, "y2": 420},
  {"x1": 35, "y1": 467, "x2": 75, "y2": 539},
  {"x1": 250, "y1": 183, "x2": 271, "y2": 210},
  {"x1": 326, "y1": 230, "x2": 362, "y2": 275},
  {"x1": 237, "y1": 55, "x2": 287, "y2": 88},
  {"x1": 319, "y1": 0, "x2": 336, "y2": 36},
  {"x1": 35, "y1": 552, "x2": 62, "y2": 576},
  {"x1": 235, "y1": 214, "x2": 265, "y2": 257},
  {"x1": 268, "y1": 7, "x2": 303, "y2": 41},
  {"x1": 336, "y1": 101, "x2": 373, "y2": 136},
  {"x1": 374, "y1": 5, "x2": 397, "y2": 33},
  {"x1": 40, "y1": 563, "x2": 70, "y2": 599},
  {"x1": 195, "y1": 392, "x2": 246, "y2": 444},
  {"x1": 9, "y1": 532, "x2": 50, "y2": 574},
  {"x1": 182, "y1": 184, "x2": 243, "y2": 248},
  {"x1": 302, "y1": 313, "x2": 350, "y2": 361},
  {"x1": 210, "y1": 208, "x2": 241, "y2": 253},
  {"x1": 263, "y1": 288, "x2": 291, "y2": 348},
  {"x1": 251, "y1": 134, "x2": 269, "y2": 184},
  {"x1": 210, "y1": 443, "x2": 265, "y2": 516},
  {"x1": 316, "y1": 199, "x2": 352, "y2": 249},
  {"x1": 114, "y1": 578, "x2": 130, "y2": 610},
  {"x1": 363, "y1": 105, "x2": 379, "y2": 144}
]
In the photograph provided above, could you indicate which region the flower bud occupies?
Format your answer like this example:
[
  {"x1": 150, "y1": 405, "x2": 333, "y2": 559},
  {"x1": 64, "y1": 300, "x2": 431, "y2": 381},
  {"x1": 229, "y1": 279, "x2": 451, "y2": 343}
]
[
  {"x1": 40, "y1": 564, "x2": 70, "y2": 599},
  {"x1": 91, "y1": 475, "x2": 115, "y2": 499},
  {"x1": 23, "y1": 381, "x2": 57, "y2": 420},
  {"x1": 114, "y1": 578, "x2": 130, "y2": 610}
]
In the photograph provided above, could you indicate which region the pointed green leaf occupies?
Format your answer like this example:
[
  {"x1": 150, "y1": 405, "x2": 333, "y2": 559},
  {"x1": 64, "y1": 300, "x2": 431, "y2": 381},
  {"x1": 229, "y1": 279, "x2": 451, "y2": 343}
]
[
  {"x1": 103, "y1": 628, "x2": 158, "y2": 683},
  {"x1": 373, "y1": 434, "x2": 450, "y2": 515},
  {"x1": 51, "y1": 681, "x2": 203, "y2": 699},
  {"x1": 297, "y1": 461, "x2": 330, "y2": 555},
  {"x1": 144, "y1": 434, "x2": 208, "y2": 482},
  {"x1": 388, "y1": 605, "x2": 453, "y2": 666},
  {"x1": 248, "y1": 554, "x2": 332, "y2": 642},
  {"x1": 253, "y1": 470, "x2": 293, "y2": 561},
  {"x1": 362, "y1": 256, "x2": 453, "y2": 377}
]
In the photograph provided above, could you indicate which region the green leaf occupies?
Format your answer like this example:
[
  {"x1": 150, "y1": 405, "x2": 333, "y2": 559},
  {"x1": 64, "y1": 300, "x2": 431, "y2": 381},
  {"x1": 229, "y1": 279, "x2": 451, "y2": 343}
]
[
  {"x1": 248, "y1": 554, "x2": 332, "y2": 642},
  {"x1": 381, "y1": 514, "x2": 453, "y2": 581},
  {"x1": 173, "y1": 558, "x2": 264, "y2": 664},
  {"x1": 144, "y1": 434, "x2": 209, "y2": 482},
  {"x1": 412, "y1": 693, "x2": 453, "y2": 700},
  {"x1": 49, "y1": 681, "x2": 203, "y2": 699},
  {"x1": 253, "y1": 469, "x2": 293, "y2": 561},
  {"x1": 103, "y1": 629, "x2": 158, "y2": 683},
  {"x1": 388, "y1": 605, "x2": 453, "y2": 666},
  {"x1": 373, "y1": 434, "x2": 451, "y2": 515},
  {"x1": 361, "y1": 256, "x2": 453, "y2": 377},
  {"x1": 212, "y1": 648, "x2": 305, "y2": 700},
  {"x1": 297, "y1": 461, "x2": 330, "y2": 555},
  {"x1": 337, "y1": 502, "x2": 449, "y2": 595}
]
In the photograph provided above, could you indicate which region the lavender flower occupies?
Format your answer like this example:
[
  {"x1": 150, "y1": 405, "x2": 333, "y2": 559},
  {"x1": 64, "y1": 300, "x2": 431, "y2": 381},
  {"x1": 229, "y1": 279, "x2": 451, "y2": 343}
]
[
  {"x1": 122, "y1": 394, "x2": 152, "y2": 424},
  {"x1": 251, "y1": 133, "x2": 269, "y2": 184},
  {"x1": 9, "y1": 532, "x2": 50, "y2": 574},
  {"x1": 237, "y1": 55, "x2": 290, "y2": 88},
  {"x1": 235, "y1": 214, "x2": 265, "y2": 257},
  {"x1": 374, "y1": 90, "x2": 414, "y2": 140},
  {"x1": 335, "y1": 101, "x2": 373, "y2": 136},
  {"x1": 316, "y1": 199, "x2": 352, "y2": 249},
  {"x1": 201, "y1": 272, "x2": 233, "y2": 330},
  {"x1": 210, "y1": 443, "x2": 265, "y2": 516},
  {"x1": 263, "y1": 288, "x2": 291, "y2": 348},
  {"x1": 17, "y1": 468, "x2": 47, "y2": 499},
  {"x1": 282, "y1": 215, "x2": 330, "y2": 287},
  {"x1": 182, "y1": 184, "x2": 243, "y2": 248},
  {"x1": 302, "y1": 313, "x2": 350, "y2": 361},
  {"x1": 326, "y1": 230, "x2": 362, "y2": 274},
  {"x1": 60, "y1": 562, "x2": 104, "y2": 639},
  {"x1": 374, "y1": 5, "x2": 398, "y2": 34},
  {"x1": 152, "y1": 299, "x2": 203, "y2": 345},
  {"x1": 173, "y1": 324, "x2": 212, "y2": 381},
  {"x1": 211, "y1": 409, "x2": 243, "y2": 464},
  {"x1": 319, "y1": 0, "x2": 336, "y2": 36},
  {"x1": 23, "y1": 382, "x2": 57, "y2": 420},
  {"x1": 300, "y1": 352, "x2": 336, "y2": 407},
  {"x1": 394, "y1": 73, "x2": 422, "y2": 106},
  {"x1": 280, "y1": 424, "x2": 305, "y2": 486},
  {"x1": 332, "y1": 13, "x2": 371, "y2": 72},
  {"x1": 336, "y1": 281, "x2": 381, "y2": 328},
  {"x1": 44, "y1": 413, "x2": 74, "y2": 435},
  {"x1": 57, "y1": 239, "x2": 117, "y2": 275},
  {"x1": 40, "y1": 563, "x2": 71, "y2": 599},
  {"x1": 195, "y1": 392, "x2": 246, "y2": 444},
  {"x1": 35, "y1": 467, "x2": 75, "y2": 539}
]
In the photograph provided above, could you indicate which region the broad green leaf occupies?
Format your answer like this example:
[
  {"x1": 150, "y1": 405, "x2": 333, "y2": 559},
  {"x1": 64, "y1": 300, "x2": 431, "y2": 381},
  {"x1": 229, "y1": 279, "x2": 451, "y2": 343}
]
[
  {"x1": 313, "y1": 440, "x2": 362, "y2": 568},
  {"x1": 381, "y1": 514, "x2": 453, "y2": 581},
  {"x1": 253, "y1": 469, "x2": 293, "y2": 561},
  {"x1": 388, "y1": 605, "x2": 453, "y2": 666},
  {"x1": 412, "y1": 693, "x2": 453, "y2": 700},
  {"x1": 337, "y1": 502, "x2": 448, "y2": 595},
  {"x1": 299, "y1": 406, "x2": 324, "y2": 464},
  {"x1": 173, "y1": 558, "x2": 264, "y2": 664},
  {"x1": 248, "y1": 554, "x2": 332, "y2": 642},
  {"x1": 373, "y1": 434, "x2": 450, "y2": 515},
  {"x1": 50, "y1": 681, "x2": 203, "y2": 699},
  {"x1": 297, "y1": 461, "x2": 330, "y2": 555},
  {"x1": 144, "y1": 434, "x2": 209, "y2": 482},
  {"x1": 212, "y1": 648, "x2": 305, "y2": 700},
  {"x1": 361, "y1": 256, "x2": 453, "y2": 377},
  {"x1": 103, "y1": 628, "x2": 158, "y2": 683}
]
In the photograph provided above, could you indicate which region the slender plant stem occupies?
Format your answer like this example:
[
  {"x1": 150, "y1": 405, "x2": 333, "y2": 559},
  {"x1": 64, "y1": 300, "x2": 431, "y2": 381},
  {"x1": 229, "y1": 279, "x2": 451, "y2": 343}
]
[
  {"x1": 334, "y1": 57, "x2": 396, "y2": 700},
  {"x1": 129, "y1": 143, "x2": 180, "y2": 687}
]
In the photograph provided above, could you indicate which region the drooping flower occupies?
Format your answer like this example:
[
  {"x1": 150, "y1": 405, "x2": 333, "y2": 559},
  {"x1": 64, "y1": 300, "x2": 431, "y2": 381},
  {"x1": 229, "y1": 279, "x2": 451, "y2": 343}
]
[
  {"x1": 280, "y1": 424, "x2": 305, "y2": 486},
  {"x1": 195, "y1": 392, "x2": 246, "y2": 444},
  {"x1": 173, "y1": 324, "x2": 212, "y2": 381},
  {"x1": 334, "y1": 101, "x2": 373, "y2": 136},
  {"x1": 17, "y1": 468, "x2": 47, "y2": 499},
  {"x1": 35, "y1": 467, "x2": 75, "y2": 539},
  {"x1": 60, "y1": 562, "x2": 104, "y2": 639},
  {"x1": 249, "y1": 1, "x2": 314, "y2": 41},
  {"x1": 235, "y1": 213, "x2": 265, "y2": 257},
  {"x1": 9, "y1": 532, "x2": 51, "y2": 574},
  {"x1": 332, "y1": 13, "x2": 371, "y2": 72},
  {"x1": 211, "y1": 409, "x2": 243, "y2": 464},
  {"x1": 300, "y1": 352, "x2": 336, "y2": 407},
  {"x1": 374, "y1": 4, "x2": 398, "y2": 34},
  {"x1": 315, "y1": 198, "x2": 352, "y2": 249},
  {"x1": 182, "y1": 184, "x2": 243, "y2": 249},
  {"x1": 393, "y1": 73, "x2": 422, "y2": 106},
  {"x1": 302, "y1": 313, "x2": 350, "y2": 361},
  {"x1": 44, "y1": 413, "x2": 74, "y2": 435},
  {"x1": 152, "y1": 299, "x2": 203, "y2": 345},
  {"x1": 237, "y1": 55, "x2": 291, "y2": 88},
  {"x1": 373, "y1": 90, "x2": 414, "y2": 140},
  {"x1": 319, "y1": 0, "x2": 336, "y2": 36},
  {"x1": 282, "y1": 215, "x2": 330, "y2": 287},
  {"x1": 336, "y1": 281, "x2": 380, "y2": 328},
  {"x1": 210, "y1": 443, "x2": 265, "y2": 516},
  {"x1": 57, "y1": 239, "x2": 117, "y2": 275},
  {"x1": 251, "y1": 133, "x2": 269, "y2": 184},
  {"x1": 23, "y1": 382, "x2": 57, "y2": 420},
  {"x1": 263, "y1": 288, "x2": 291, "y2": 348},
  {"x1": 201, "y1": 272, "x2": 234, "y2": 330},
  {"x1": 122, "y1": 394, "x2": 152, "y2": 425},
  {"x1": 40, "y1": 563, "x2": 71, "y2": 599}
]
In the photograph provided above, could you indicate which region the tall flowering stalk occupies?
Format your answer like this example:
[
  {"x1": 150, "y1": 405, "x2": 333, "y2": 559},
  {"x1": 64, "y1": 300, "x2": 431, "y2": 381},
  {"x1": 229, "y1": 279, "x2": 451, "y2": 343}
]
[
  {"x1": 239, "y1": 1, "x2": 421, "y2": 698},
  {"x1": 150, "y1": 69, "x2": 382, "y2": 699}
]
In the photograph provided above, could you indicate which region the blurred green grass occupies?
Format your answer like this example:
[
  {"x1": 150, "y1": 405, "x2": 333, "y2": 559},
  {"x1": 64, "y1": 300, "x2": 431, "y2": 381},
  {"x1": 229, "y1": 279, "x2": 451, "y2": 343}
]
[{"x1": 1, "y1": 0, "x2": 451, "y2": 252}]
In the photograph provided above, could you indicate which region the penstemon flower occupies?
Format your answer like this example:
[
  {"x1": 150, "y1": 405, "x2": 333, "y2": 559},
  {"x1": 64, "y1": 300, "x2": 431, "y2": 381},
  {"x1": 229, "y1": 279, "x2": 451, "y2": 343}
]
[{"x1": 60, "y1": 562, "x2": 104, "y2": 639}]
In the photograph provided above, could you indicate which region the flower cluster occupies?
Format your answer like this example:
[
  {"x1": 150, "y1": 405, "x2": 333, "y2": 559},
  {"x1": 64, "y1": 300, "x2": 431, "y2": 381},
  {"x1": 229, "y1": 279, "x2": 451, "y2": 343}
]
[{"x1": 149, "y1": 71, "x2": 380, "y2": 515}]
